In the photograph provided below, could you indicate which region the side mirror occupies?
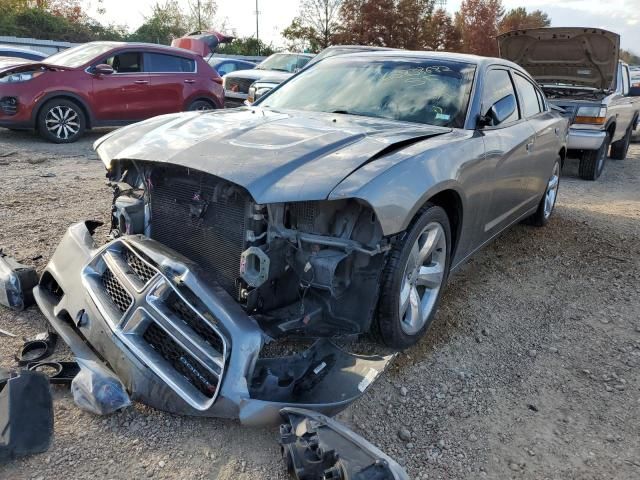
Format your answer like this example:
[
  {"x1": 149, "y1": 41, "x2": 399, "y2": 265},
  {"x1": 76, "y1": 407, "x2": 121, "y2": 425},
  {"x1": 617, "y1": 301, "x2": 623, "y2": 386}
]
[
  {"x1": 479, "y1": 94, "x2": 517, "y2": 128},
  {"x1": 93, "y1": 64, "x2": 114, "y2": 75}
]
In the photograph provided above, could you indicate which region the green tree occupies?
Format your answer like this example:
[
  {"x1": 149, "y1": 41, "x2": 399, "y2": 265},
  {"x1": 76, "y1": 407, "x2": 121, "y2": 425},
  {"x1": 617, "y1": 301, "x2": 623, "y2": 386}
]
[
  {"x1": 217, "y1": 37, "x2": 277, "y2": 56},
  {"x1": 128, "y1": 0, "x2": 189, "y2": 44},
  {"x1": 187, "y1": 0, "x2": 217, "y2": 31},
  {"x1": 455, "y1": 0, "x2": 504, "y2": 56},
  {"x1": 499, "y1": 7, "x2": 550, "y2": 33}
]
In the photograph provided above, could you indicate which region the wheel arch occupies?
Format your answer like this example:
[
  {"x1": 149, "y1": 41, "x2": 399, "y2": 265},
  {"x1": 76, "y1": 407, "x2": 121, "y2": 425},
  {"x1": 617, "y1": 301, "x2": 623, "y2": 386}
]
[
  {"x1": 183, "y1": 94, "x2": 220, "y2": 110},
  {"x1": 32, "y1": 92, "x2": 94, "y2": 129}
]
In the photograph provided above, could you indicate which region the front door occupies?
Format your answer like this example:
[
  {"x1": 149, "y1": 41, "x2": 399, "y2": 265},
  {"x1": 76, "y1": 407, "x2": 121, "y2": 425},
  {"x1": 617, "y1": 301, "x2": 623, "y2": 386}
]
[
  {"x1": 480, "y1": 68, "x2": 538, "y2": 239},
  {"x1": 91, "y1": 50, "x2": 153, "y2": 121}
]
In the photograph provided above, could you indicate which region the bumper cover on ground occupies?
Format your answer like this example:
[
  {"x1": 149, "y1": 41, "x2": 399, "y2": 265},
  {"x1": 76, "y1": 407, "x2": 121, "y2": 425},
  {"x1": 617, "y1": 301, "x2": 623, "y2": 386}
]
[{"x1": 34, "y1": 222, "x2": 394, "y2": 425}]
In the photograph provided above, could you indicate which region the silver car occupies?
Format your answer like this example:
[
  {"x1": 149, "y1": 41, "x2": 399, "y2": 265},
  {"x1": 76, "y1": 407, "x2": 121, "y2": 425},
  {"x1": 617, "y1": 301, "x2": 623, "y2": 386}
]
[{"x1": 35, "y1": 51, "x2": 567, "y2": 424}]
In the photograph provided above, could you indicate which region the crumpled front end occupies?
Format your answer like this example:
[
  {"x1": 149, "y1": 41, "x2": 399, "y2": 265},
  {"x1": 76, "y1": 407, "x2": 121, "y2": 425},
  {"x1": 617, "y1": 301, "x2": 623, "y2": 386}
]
[{"x1": 34, "y1": 222, "x2": 394, "y2": 425}]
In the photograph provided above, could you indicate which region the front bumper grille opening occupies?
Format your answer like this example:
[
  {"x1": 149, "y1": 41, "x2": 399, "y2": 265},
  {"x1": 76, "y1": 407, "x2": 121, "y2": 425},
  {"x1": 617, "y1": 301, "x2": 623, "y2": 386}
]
[
  {"x1": 122, "y1": 248, "x2": 156, "y2": 284},
  {"x1": 143, "y1": 323, "x2": 219, "y2": 398},
  {"x1": 101, "y1": 269, "x2": 132, "y2": 314},
  {"x1": 167, "y1": 291, "x2": 226, "y2": 354}
]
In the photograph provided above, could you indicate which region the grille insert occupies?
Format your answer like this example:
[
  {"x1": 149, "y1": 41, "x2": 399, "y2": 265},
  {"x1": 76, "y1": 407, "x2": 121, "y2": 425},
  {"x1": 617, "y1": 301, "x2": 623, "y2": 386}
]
[
  {"x1": 143, "y1": 323, "x2": 219, "y2": 398},
  {"x1": 167, "y1": 292, "x2": 225, "y2": 354},
  {"x1": 101, "y1": 269, "x2": 132, "y2": 314},
  {"x1": 123, "y1": 248, "x2": 156, "y2": 284}
]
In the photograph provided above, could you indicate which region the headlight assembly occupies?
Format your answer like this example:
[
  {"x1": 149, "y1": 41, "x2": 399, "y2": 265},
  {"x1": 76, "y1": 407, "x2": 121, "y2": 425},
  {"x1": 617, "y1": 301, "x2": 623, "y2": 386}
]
[
  {"x1": 0, "y1": 71, "x2": 44, "y2": 84},
  {"x1": 574, "y1": 106, "x2": 607, "y2": 125}
]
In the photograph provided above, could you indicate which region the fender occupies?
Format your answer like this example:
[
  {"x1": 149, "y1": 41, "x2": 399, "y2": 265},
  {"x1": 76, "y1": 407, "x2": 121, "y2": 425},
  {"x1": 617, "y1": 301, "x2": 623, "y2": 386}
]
[{"x1": 30, "y1": 90, "x2": 95, "y2": 128}]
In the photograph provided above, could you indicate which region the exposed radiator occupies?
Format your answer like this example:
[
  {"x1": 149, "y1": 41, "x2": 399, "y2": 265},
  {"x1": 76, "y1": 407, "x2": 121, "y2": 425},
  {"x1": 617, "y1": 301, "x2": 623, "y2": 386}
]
[{"x1": 149, "y1": 173, "x2": 249, "y2": 298}]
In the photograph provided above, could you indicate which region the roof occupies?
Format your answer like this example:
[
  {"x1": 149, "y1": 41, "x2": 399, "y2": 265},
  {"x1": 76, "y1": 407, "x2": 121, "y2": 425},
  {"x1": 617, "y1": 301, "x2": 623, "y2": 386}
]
[
  {"x1": 83, "y1": 41, "x2": 201, "y2": 57},
  {"x1": 335, "y1": 49, "x2": 528, "y2": 71}
]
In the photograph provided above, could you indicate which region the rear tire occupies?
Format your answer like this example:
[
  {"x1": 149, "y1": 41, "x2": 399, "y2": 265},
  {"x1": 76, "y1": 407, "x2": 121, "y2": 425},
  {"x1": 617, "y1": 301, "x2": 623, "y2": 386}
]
[
  {"x1": 579, "y1": 133, "x2": 610, "y2": 180},
  {"x1": 376, "y1": 204, "x2": 451, "y2": 349},
  {"x1": 526, "y1": 157, "x2": 560, "y2": 227},
  {"x1": 187, "y1": 99, "x2": 215, "y2": 111},
  {"x1": 610, "y1": 126, "x2": 632, "y2": 160},
  {"x1": 37, "y1": 98, "x2": 86, "y2": 143}
]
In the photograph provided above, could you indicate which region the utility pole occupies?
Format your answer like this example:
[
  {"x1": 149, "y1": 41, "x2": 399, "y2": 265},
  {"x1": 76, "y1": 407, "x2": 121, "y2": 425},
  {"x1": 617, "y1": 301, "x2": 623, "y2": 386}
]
[
  {"x1": 197, "y1": 0, "x2": 202, "y2": 31},
  {"x1": 255, "y1": 0, "x2": 260, "y2": 56}
]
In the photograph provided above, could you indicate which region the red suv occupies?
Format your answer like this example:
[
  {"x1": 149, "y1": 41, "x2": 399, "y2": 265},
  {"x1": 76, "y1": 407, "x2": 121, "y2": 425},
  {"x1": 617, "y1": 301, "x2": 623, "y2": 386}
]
[{"x1": 0, "y1": 42, "x2": 224, "y2": 143}]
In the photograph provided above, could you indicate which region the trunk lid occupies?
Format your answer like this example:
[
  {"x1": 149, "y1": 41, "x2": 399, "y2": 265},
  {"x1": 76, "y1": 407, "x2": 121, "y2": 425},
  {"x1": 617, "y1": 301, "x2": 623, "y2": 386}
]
[{"x1": 497, "y1": 27, "x2": 620, "y2": 90}]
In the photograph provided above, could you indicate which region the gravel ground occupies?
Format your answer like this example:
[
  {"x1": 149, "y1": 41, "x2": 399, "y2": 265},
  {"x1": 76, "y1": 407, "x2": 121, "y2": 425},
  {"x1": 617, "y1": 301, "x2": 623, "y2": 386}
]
[{"x1": 0, "y1": 128, "x2": 639, "y2": 480}]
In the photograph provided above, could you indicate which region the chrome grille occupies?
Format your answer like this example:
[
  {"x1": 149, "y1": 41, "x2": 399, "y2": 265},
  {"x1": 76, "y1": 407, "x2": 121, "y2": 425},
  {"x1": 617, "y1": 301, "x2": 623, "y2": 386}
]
[
  {"x1": 82, "y1": 239, "x2": 229, "y2": 410},
  {"x1": 225, "y1": 76, "x2": 254, "y2": 94}
]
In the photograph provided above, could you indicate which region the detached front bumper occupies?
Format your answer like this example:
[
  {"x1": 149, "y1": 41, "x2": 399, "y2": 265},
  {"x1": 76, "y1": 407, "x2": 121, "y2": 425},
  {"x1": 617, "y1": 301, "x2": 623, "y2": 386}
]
[
  {"x1": 567, "y1": 127, "x2": 606, "y2": 151},
  {"x1": 34, "y1": 222, "x2": 394, "y2": 425}
]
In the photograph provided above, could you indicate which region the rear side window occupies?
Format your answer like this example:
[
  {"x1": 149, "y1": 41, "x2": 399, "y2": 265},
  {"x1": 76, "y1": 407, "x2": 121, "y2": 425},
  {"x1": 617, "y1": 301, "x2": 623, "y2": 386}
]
[
  {"x1": 513, "y1": 73, "x2": 542, "y2": 118},
  {"x1": 145, "y1": 53, "x2": 195, "y2": 73},
  {"x1": 104, "y1": 52, "x2": 142, "y2": 73},
  {"x1": 482, "y1": 69, "x2": 519, "y2": 124}
]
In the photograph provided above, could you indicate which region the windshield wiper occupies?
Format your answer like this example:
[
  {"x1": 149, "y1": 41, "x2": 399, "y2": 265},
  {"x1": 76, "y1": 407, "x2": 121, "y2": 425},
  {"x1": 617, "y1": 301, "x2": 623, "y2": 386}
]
[{"x1": 330, "y1": 110, "x2": 356, "y2": 115}]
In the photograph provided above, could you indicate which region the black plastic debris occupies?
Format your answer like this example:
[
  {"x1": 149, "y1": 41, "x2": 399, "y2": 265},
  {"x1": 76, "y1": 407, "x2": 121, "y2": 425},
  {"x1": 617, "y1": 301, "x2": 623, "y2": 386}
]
[
  {"x1": 27, "y1": 361, "x2": 80, "y2": 385},
  {"x1": 0, "y1": 370, "x2": 54, "y2": 461},
  {"x1": 280, "y1": 408, "x2": 409, "y2": 480},
  {"x1": 17, "y1": 332, "x2": 58, "y2": 365},
  {"x1": 0, "y1": 250, "x2": 39, "y2": 311}
]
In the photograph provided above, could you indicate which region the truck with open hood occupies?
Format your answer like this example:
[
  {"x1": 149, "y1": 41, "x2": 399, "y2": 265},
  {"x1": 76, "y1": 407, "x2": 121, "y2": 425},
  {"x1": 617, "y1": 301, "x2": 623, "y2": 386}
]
[{"x1": 498, "y1": 27, "x2": 640, "y2": 180}]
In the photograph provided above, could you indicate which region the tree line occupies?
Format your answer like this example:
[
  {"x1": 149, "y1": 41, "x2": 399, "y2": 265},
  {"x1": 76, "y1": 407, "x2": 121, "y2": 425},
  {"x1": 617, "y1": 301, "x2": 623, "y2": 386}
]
[
  {"x1": 1, "y1": 0, "x2": 638, "y2": 61},
  {"x1": 285, "y1": 0, "x2": 551, "y2": 56}
]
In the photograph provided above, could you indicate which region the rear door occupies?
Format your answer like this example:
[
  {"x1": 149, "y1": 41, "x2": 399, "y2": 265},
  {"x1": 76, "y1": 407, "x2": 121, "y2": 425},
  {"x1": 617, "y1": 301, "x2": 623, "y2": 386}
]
[
  {"x1": 92, "y1": 50, "x2": 152, "y2": 121},
  {"x1": 481, "y1": 67, "x2": 539, "y2": 239},
  {"x1": 512, "y1": 72, "x2": 560, "y2": 197},
  {"x1": 144, "y1": 52, "x2": 198, "y2": 114}
]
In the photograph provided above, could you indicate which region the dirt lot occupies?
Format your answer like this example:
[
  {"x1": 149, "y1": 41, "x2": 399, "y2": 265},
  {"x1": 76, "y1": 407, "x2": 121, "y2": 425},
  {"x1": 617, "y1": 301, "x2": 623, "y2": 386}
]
[{"x1": 0, "y1": 128, "x2": 639, "y2": 480}]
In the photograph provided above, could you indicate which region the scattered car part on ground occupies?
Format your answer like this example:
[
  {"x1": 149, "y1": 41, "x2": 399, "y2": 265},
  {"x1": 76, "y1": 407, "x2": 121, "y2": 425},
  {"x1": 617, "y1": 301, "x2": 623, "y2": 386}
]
[
  {"x1": 0, "y1": 41, "x2": 224, "y2": 143},
  {"x1": 498, "y1": 27, "x2": 640, "y2": 180},
  {"x1": 0, "y1": 327, "x2": 16, "y2": 338},
  {"x1": 36, "y1": 51, "x2": 566, "y2": 423},
  {"x1": 247, "y1": 45, "x2": 395, "y2": 104},
  {"x1": 71, "y1": 358, "x2": 131, "y2": 415},
  {"x1": 0, "y1": 370, "x2": 53, "y2": 461},
  {"x1": 17, "y1": 331, "x2": 58, "y2": 365},
  {"x1": 27, "y1": 361, "x2": 80, "y2": 385},
  {"x1": 280, "y1": 408, "x2": 409, "y2": 480},
  {"x1": 223, "y1": 52, "x2": 314, "y2": 107},
  {"x1": 0, "y1": 249, "x2": 38, "y2": 311}
]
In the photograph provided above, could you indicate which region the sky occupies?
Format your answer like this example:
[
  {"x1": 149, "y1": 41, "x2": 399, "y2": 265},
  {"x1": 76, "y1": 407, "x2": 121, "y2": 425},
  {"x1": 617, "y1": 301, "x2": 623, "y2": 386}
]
[{"x1": 91, "y1": 0, "x2": 640, "y2": 52}]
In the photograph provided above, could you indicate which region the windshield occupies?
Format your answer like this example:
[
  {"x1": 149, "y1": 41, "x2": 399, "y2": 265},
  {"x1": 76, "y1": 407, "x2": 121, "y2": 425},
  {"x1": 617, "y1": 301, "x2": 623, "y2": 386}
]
[
  {"x1": 257, "y1": 53, "x2": 310, "y2": 73},
  {"x1": 259, "y1": 57, "x2": 476, "y2": 128},
  {"x1": 44, "y1": 43, "x2": 117, "y2": 68}
]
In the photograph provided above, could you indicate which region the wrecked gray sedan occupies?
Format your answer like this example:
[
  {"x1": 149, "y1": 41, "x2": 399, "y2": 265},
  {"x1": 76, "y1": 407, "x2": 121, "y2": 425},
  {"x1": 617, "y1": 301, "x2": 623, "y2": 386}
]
[{"x1": 34, "y1": 51, "x2": 567, "y2": 423}]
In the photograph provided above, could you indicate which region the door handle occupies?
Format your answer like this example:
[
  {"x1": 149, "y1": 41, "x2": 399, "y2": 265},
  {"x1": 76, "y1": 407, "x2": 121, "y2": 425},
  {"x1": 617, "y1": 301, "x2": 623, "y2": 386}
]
[
  {"x1": 134, "y1": 80, "x2": 148, "y2": 84},
  {"x1": 184, "y1": 79, "x2": 195, "y2": 84},
  {"x1": 526, "y1": 138, "x2": 535, "y2": 152}
]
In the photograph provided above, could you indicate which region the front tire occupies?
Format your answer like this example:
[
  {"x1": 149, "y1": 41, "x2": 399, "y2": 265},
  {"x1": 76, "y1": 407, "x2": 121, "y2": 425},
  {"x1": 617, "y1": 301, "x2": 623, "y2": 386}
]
[
  {"x1": 578, "y1": 133, "x2": 610, "y2": 180},
  {"x1": 37, "y1": 99, "x2": 86, "y2": 143},
  {"x1": 610, "y1": 126, "x2": 632, "y2": 160},
  {"x1": 527, "y1": 157, "x2": 560, "y2": 227},
  {"x1": 377, "y1": 204, "x2": 451, "y2": 349}
]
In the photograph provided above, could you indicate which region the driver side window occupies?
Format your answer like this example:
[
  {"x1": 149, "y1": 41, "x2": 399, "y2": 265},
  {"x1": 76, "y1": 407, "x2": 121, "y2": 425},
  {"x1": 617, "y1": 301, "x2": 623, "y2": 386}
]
[
  {"x1": 102, "y1": 52, "x2": 142, "y2": 73},
  {"x1": 482, "y1": 69, "x2": 519, "y2": 125}
]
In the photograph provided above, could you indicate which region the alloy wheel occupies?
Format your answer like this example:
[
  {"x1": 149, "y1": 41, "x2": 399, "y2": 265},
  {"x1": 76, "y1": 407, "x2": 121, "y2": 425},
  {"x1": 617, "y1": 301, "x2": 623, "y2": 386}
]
[
  {"x1": 45, "y1": 105, "x2": 80, "y2": 140},
  {"x1": 399, "y1": 222, "x2": 447, "y2": 335},
  {"x1": 544, "y1": 162, "x2": 560, "y2": 219}
]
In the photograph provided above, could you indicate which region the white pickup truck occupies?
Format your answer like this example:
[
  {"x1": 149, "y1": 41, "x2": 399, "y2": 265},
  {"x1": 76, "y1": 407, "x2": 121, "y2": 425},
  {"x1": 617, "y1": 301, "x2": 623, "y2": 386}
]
[{"x1": 498, "y1": 28, "x2": 640, "y2": 180}]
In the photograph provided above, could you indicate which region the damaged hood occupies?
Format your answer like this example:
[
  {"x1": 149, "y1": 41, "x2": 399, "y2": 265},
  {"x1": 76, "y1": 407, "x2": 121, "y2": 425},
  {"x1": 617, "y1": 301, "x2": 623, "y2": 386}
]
[
  {"x1": 497, "y1": 27, "x2": 620, "y2": 90},
  {"x1": 94, "y1": 108, "x2": 451, "y2": 203}
]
